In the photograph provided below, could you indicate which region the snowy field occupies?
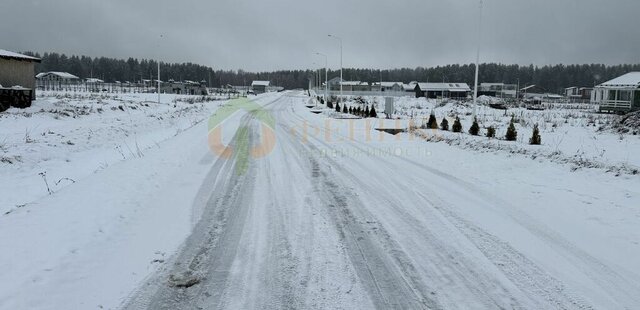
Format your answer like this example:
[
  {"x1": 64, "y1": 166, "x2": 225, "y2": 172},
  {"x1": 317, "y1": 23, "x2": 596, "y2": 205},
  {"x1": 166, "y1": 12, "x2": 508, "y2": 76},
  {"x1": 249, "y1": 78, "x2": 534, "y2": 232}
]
[
  {"x1": 1, "y1": 91, "x2": 639, "y2": 309},
  {"x1": 320, "y1": 94, "x2": 640, "y2": 175},
  {"x1": 0, "y1": 91, "x2": 231, "y2": 214}
]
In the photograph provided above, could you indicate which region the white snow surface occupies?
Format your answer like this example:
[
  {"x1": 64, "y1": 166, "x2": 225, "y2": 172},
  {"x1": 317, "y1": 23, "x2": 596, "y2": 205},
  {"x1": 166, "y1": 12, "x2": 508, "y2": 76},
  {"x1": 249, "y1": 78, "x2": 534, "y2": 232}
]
[
  {"x1": 599, "y1": 72, "x2": 640, "y2": 87},
  {"x1": 1, "y1": 91, "x2": 639, "y2": 309},
  {"x1": 0, "y1": 49, "x2": 40, "y2": 61}
]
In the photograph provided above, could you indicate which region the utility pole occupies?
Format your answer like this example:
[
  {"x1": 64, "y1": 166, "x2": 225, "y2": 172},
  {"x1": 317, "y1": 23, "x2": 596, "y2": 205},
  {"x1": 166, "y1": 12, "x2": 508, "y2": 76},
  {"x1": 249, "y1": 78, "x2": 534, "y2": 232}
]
[
  {"x1": 158, "y1": 34, "x2": 163, "y2": 104},
  {"x1": 315, "y1": 52, "x2": 328, "y2": 102},
  {"x1": 328, "y1": 34, "x2": 343, "y2": 97},
  {"x1": 472, "y1": 0, "x2": 483, "y2": 119}
]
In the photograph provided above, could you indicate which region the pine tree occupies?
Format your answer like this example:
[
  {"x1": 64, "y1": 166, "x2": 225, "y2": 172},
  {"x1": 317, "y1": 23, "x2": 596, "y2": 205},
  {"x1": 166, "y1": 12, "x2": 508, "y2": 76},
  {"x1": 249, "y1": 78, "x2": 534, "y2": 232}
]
[
  {"x1": 342, "y1": 104, "x2": 348, "y2": 114},
  {"x1": 365, "y1": 106, "x2": 370, "y2": 118},
  {"x1": 327, "y1": 101, "x2": 333, "y2": 109},
  {"x1": 335, "y1": 103, "x2": 341, "y2": 113},
  {"x1": 427, "y1": 112, "x2": 438, "y2": 129},
  {"x1": 530, "y1": 123, "x2": 541, "y2": 145},
  {"x1": 452, "y1": 116, "x2": 463, "y2": 133},
  {"x1": 486, "y1": 126, "x2": 496, "y2": 138},
  {"x1": 469, "y1": 118, "x2": 480, "y2": 136},
  {"x1": 505, "y1": 118, "x2": 518, "y2": 141},
  {"x1": 370, "y1": 105, "x2": 377, "y2": 118},
  {"x1": 440, "y1": 117, "x2": 449, "y2": 131},
  {"x1": 349, "y1": 106, "x2": 353, "y2": 114}
]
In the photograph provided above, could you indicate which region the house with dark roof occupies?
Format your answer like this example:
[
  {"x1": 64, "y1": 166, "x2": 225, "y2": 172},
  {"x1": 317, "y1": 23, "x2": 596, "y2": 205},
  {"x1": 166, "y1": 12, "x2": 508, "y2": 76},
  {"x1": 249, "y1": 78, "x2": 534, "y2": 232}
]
[{"x1": 415, "y1": 83, "x2": 471, "y2": 99}]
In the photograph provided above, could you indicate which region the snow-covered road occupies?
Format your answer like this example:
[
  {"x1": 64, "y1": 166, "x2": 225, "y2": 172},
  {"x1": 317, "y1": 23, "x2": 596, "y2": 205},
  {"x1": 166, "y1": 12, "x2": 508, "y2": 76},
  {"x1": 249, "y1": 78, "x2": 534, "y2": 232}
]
[{"x1": 123, "y1": 92, "x2": 640, "y2": 309}]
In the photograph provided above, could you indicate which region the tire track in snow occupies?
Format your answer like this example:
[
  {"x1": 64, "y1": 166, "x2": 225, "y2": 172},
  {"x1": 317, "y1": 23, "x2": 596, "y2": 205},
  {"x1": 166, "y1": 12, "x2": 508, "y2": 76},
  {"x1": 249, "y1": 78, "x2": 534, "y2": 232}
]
[{"x1": 124, "y1": 113, "x2": 261, "y2": 309}]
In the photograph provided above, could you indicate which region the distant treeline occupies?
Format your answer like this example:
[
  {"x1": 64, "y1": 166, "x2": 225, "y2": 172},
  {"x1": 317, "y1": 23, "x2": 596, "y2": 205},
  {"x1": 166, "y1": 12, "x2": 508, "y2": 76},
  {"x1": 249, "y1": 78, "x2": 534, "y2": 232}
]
[{"x1": 23, "y1": 52, "x2": 640, "y2": 93}]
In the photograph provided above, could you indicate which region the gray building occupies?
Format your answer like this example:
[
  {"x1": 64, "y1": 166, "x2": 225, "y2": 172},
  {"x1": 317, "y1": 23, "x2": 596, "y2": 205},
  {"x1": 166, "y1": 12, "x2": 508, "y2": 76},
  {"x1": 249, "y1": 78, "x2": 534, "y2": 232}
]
[
  {"x1": 0, "y1": 49, "x2": 41, "y2": 110},
  {"x1": 251, "y1": 80, "x2": 271, "y2": 94},
  {"x1": 161, "y1": 80, "x2": 208, "y2": 95}
]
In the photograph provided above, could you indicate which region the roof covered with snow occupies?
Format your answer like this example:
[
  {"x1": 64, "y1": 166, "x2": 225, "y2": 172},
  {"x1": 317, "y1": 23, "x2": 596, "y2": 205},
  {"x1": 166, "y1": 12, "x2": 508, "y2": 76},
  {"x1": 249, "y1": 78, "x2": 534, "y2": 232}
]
[
  {"x1": 416, "y1": 82, "x2": 471, "y2": 92},
  {"x1": 598, "y1": 72, "x2": 640, "y2": 88},
  {"x1": 340, "y1": 81, "x2": 369, "y2": 86},
  {"x1": 376, "y1": 82, "x2": 403, "y2": 87},
  {"x1": 0, "y1": 49, "x2": 41, "y2": 62},
  {"x1": 36, "y1": 72, "x2": 80, "y2": 79},
  {"x1": 251, "y1": 80, "x2": 270, "y2": 86}
]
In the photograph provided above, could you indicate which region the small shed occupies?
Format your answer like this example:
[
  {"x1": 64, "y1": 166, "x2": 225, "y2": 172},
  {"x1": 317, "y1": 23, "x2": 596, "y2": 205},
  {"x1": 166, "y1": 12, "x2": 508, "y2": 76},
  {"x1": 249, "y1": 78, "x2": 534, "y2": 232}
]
[
  {"x1": 0, "y1": 49, "x2": 41, "y2": 110},
  {"x1": 251, "y1": 80, "x2": 271, "y2": 94}
]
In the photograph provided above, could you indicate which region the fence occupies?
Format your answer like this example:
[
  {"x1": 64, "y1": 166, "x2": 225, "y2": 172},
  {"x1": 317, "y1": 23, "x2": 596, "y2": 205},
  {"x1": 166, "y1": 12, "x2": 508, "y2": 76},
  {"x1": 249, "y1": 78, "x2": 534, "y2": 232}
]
[
  {"x1": 311, "y1": 88, "x2": 413, "y2": 98},
  {"x1": 35, "y1": 82, "x2": 240, "y2": 96}
]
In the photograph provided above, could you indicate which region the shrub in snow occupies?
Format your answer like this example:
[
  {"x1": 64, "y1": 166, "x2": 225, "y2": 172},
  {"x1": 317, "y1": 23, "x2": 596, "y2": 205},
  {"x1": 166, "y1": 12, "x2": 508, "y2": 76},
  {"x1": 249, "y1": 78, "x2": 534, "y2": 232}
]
[
  {"x1": 505, "y1": 118, "x2": 518, "y2": 141},
  {"x1": 327, "y1": 101, "x2": 333, "y2": 109},
  {"x1": 370, "y1": 105, "x2": 377, "y2": 118},
  {"x1": 452, "y1": 116, "x2": 463, "y2": 133},
  {"x1": 348, "y1": 106, "x2": 353, "y2": 114},
  {"x1": 365, "y1": 106, "x2": 370, "y2": 118},
  {"x1": 427, "y1": 112, "x2": 438, "y2": 129},
  {"x1": 530, "y1": 123, "x2": 541, "y2": 145},
  {"x1": 441, "y1": 118, "x2": 449, "y2": 131},
  {"x1": 335, "y1": 103, "x2": 341, "y2": 113},
  {"x1": 342, "y1": 104, "x2": 348, "y2": 114},
  {"x1": 469, "y1": 118, "x2": 480, "y2": 136},
  {"x1": 486, "y1": 126, "x2": 496, "y2": 138}
]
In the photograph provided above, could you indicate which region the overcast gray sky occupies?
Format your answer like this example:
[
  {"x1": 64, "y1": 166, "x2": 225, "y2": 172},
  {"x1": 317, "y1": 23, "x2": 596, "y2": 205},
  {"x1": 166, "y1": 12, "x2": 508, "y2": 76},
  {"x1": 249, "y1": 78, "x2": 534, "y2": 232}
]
[{"x1": 1, "y1": 0, "x2": 639, "y2": 71}]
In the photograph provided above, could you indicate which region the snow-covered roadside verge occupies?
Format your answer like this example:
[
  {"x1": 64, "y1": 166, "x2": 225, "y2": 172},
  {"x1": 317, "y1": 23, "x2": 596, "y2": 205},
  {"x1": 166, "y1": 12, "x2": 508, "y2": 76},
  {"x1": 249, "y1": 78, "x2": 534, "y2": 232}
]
[
  {"x1": 0, "y1": 92, "x2": 225, "y2": 215},
  {"x1": 319, "y1": 95, "x2": 640, "y2": 176},
  {"x1": 410, "y1": 128, "x2": 640, "y2": 176}
]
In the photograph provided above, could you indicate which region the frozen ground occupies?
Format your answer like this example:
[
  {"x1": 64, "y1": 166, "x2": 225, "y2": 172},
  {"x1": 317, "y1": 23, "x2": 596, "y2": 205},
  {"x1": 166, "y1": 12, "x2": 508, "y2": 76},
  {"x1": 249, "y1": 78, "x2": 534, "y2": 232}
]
[{"x1": 1, "y1": 91, "x2": 639, "y2": 309}]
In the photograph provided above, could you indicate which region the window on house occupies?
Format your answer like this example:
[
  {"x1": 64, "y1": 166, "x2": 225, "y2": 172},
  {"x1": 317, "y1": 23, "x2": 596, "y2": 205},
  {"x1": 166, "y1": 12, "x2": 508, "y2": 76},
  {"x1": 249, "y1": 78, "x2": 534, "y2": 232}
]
[{"x1": 618, "y1": 90, "x2": 631, "y2": 101}]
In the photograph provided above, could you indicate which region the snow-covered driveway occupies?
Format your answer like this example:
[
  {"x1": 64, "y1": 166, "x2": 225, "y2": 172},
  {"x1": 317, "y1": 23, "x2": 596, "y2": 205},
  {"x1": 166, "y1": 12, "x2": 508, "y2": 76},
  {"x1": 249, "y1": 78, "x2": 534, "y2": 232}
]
[{"x1": 124, "y1": 92, "x2": 640, "y2": 309}]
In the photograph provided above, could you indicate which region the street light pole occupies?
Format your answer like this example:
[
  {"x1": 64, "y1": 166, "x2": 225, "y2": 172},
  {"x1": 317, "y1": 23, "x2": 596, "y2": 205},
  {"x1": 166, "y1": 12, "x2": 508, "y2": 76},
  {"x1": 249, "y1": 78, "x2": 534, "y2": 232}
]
[
  {"x1": 328, "y1": 34, "x2": 343, "y2": 97},
  {"x1": 472, "y1": 0, "x2": 483, "y2": 119},
  {"x1": 158, "y1": 34, "x2": 163, "y2": 104},
  {"x1": 315, "y1": 52, "x2": 328, "y2": 102}
]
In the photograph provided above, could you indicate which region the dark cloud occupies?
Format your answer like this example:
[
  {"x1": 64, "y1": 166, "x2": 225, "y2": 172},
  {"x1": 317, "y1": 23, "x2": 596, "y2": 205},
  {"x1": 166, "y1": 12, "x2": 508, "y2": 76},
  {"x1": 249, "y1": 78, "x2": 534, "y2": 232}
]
[{"x1": 1, "y1": 0, "x2": 638, "y2": 71}]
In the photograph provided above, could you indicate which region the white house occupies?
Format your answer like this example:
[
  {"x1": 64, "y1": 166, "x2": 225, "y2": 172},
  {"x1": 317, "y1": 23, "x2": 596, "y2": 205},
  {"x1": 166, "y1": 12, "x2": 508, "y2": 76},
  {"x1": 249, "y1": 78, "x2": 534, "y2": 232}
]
[
  {"x1": 592, "y1": 72, "x2": 640, "y2": 113},
  {"x1": 36, "y1": 72, "x2": 80, "y2": 90}
]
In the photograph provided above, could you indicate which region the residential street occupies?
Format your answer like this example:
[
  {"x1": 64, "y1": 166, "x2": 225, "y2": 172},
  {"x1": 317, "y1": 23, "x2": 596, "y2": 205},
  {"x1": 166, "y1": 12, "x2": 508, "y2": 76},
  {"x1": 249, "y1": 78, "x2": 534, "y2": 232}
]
[{"x1": 123, "y1": 93, "x2": 640, "y2": 309}]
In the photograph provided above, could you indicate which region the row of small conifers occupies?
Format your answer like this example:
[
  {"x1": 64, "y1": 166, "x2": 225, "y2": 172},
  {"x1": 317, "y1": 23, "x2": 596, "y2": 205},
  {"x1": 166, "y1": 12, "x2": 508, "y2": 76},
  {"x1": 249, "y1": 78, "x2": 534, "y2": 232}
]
[
  {"x1": 424, "y1": 112, "x2": 541, "y2": 145},
  {"x1": 320, "y1": 97, "x2": 379, "y2": 118}
]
